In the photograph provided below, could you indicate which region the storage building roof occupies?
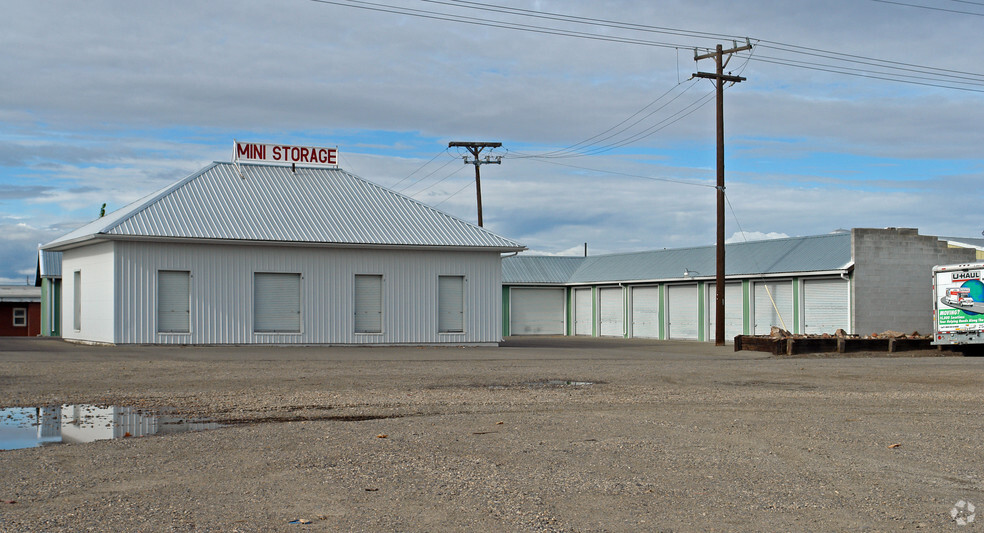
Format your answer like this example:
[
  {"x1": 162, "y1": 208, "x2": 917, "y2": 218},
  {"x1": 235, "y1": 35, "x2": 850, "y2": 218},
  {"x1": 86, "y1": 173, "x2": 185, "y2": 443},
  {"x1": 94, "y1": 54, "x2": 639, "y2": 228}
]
[{"x1": 44, "y1": 163, "x2": 525, "y2": 252}]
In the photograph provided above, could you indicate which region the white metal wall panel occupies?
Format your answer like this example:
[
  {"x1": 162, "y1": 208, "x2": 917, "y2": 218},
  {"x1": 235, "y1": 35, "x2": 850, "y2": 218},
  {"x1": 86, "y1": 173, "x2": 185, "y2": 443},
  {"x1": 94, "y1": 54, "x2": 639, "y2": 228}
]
[
  {"x1": 510, "y1": 288, "x2": 565, "y2": 335},
  {"x1": 157, "y1": 271, "x2": 190, "y2": 333},
  {"x1": 754, "y1": 280, "x2": 793, "y2": 335},
  {"x1": 115, "y1": 241, "x2": 502, "y2": 344},
  {"x1": 667, "y1": 285, "x2": 698, "y2": 339},
  {"x1": 61, "y1": 241, "x2": 116, "y2": 344},
  {"x1": 802, "y1": 278, "x2": 849, "y2": 334},
  {"x1": 599, "y1": 287, "x2": 623, "y2": 337},
  {"x1": 438, "y1": 276, "x2": 465, "y2": 333},
  {"x1": 354, "y1": 274, "x2": 383, "y2": 333},
  {"x1": 574, "y1": 288, "x2": 592, "y2": 336},
  {"x1": 631, "y1": 286, "x2": 660, "y2": 338},
  {"x1": 706, "y1": 283, "x2": 744, "y2": 341}
]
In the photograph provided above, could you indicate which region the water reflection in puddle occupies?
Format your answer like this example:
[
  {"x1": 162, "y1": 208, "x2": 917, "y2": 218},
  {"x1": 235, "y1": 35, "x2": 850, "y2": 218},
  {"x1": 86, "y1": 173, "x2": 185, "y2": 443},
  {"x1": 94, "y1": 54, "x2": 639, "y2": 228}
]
[{"x1": 0, "y1": 405, "x2": 220, "y2": 451}]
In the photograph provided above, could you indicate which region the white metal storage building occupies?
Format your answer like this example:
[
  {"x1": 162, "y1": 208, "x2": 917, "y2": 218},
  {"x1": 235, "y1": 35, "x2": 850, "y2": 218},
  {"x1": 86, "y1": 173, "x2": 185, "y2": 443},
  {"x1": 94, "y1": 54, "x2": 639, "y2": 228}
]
[
  {"x1": 502, "y1": 228, "x2": 976, "y2": 341},
  {"x1": 44, "y1": 160, "x2": 524, "y2": 345}
]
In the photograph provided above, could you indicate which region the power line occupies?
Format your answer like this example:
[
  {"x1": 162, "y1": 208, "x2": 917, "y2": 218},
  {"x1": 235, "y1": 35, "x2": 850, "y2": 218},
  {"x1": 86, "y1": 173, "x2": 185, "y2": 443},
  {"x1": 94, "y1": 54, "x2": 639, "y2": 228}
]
[
  {"x1": 397, "y1": 155, "x2": 459, "y2": 193},
  {"x1": 432, "y1": 179, "x2": 474, "y2": 208},
  {"x1": 310, "y1": 0, "x2": 703, "y2": 50},
  {"x1": 389, "y1": 148, "x2": 452, "y2": 190},
  {"x1": 312, "y1": 0, "x2": 984, "y2": 92},
  {"x1": 405, "y1": 162, "x2": 468, "y2": 197},
  {"x1": 516, "y1": 156, "x2": 716, "y2": 189},
  {"x1": 868, "y1": 0, "x2": 984, "y2": 16}
]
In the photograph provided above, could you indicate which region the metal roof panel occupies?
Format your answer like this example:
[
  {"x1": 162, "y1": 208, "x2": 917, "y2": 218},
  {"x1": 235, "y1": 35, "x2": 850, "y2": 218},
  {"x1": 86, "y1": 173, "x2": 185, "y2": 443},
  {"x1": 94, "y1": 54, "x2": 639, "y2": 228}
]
[
  {"x1": 503, "y1": 233, "x2": 852, "y2": 284},
  {"x1": 44, "y1": 163, "x2": 524, "y2": 251}
]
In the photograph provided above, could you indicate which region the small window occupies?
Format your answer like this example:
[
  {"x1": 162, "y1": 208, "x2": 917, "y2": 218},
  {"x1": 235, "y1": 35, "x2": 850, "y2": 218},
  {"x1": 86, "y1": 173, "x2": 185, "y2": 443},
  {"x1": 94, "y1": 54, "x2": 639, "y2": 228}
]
[
  {"x1": 354, "y1": 275, "x2": 382, "y2": 333},
  {"x1": 254, "y1": 273, "x2": 301, "y2": 333},
  {"x1": 158, "y1": 271, "x2": 190, "y2": 333},
  {"x1": 438, "y1": 275, "x2": 464, "y2": 333},
  {"x1": 73, "y1": 270, "x2": 81, "y2": 331},
  {"x1": 12, "y1": 308, "x2": 27, "y2": 327}
]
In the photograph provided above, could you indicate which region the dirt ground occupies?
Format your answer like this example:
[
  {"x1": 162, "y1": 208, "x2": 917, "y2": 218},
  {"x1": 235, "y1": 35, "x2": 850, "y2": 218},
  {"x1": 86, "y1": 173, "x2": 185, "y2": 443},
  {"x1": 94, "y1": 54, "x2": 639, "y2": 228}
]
[{"x1": 0, "y1": 336, "x2": 982, "y2": 532}]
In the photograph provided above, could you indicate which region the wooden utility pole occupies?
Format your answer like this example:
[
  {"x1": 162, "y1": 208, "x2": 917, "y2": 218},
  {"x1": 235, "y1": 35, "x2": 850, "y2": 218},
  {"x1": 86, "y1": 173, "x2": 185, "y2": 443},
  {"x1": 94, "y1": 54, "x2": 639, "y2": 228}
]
[
  {"x1": 693, "y1": 40, "x2": 751, "y2": 346},
  {"x1": 448, "y1": 141, "x2": 502, "y2": 227}
]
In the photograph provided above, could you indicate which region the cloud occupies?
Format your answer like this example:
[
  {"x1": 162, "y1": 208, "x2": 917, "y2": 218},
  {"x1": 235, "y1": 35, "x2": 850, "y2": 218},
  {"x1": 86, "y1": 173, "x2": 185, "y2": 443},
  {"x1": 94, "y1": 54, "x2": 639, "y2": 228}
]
[{"x1": 727, "y1": 231, "x2": 790, "y2": 243}]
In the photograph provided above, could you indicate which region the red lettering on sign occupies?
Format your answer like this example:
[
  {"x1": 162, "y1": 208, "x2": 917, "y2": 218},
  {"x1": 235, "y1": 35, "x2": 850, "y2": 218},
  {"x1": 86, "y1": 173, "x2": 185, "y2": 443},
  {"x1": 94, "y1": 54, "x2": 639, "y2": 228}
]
[{"x1": 236, "y1": 143, "x2": 265, "y2": 160}]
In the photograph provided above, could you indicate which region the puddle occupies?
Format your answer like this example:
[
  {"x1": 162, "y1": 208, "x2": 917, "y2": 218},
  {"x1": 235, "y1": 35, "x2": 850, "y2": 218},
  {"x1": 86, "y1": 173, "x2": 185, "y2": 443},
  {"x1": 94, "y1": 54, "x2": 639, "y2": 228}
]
[
  {"x1": 525, "y1": 380, "x2": 597, "y2": 387},
  {"x1": 0, "y1": 405, "x2": 221, "y2": 451}
]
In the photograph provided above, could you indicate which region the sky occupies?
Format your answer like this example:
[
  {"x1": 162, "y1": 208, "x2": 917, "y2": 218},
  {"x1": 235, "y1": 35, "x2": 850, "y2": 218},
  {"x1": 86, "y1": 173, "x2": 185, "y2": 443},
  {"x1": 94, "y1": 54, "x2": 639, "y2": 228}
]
[{"x1": 2, "y1": 0, "x2": 983, "y2": 284}]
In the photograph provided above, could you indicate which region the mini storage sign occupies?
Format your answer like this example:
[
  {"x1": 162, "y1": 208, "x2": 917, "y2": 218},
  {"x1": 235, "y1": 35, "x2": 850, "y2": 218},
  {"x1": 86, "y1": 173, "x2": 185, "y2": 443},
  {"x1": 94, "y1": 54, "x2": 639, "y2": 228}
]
[{"x1": 234, "y1": 141, "x2": 338, "y2": 168}]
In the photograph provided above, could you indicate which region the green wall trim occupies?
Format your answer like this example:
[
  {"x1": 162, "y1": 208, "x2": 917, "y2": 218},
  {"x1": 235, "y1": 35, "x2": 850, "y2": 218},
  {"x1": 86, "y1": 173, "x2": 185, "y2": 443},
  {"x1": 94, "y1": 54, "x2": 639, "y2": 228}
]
[
  {"x1": 566, "y1": 287, "x2": 574, "y2": 336},
  {"x1": 658, "y1": 284, "x2": 665, "y2": 340},
  {"x1": 591, "y1": 286, "x2": 598, "y2": 337}
]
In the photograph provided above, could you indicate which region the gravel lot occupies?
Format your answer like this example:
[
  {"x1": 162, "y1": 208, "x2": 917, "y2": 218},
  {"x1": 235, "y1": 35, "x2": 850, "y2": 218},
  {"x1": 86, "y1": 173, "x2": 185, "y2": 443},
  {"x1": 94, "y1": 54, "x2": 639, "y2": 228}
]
[{"x1": 1, "y1": 336, "x2": 982, "y2": 532}]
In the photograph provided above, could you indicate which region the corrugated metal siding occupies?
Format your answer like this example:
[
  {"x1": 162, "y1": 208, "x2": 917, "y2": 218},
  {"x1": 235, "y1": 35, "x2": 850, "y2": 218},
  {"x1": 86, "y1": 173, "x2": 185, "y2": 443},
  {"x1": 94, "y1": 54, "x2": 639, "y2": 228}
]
[
  {"x1": 48, "y1": 163, "x2": 523, "y2": 251},
  {"x1": 39, "y1": 250, "x2": 62, "y2": 277},
  {"x1": 116, "y1": 241, "x2": 502, "y2": 344}
]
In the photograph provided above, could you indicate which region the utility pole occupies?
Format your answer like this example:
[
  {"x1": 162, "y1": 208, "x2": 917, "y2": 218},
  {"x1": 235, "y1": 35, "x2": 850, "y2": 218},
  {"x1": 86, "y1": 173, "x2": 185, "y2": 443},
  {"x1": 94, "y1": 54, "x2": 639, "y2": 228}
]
[
  {"x1": 693, "y1": 40, "x2": 751, "y2": 346},
  {"x1": 448, "y1": 141, "x2": 502, "y2": 227}
]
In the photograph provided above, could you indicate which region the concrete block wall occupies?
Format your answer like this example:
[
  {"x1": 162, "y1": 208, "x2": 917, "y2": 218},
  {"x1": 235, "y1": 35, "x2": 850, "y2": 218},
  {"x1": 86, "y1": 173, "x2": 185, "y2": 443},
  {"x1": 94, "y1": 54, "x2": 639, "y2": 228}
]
[{"x1": 852, "y1": 228, "x2": 976, "y2": 335}]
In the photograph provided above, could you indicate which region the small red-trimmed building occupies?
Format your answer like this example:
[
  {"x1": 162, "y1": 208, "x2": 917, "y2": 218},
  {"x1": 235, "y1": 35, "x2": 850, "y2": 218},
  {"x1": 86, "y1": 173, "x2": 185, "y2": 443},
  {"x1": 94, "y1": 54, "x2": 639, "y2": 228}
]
[{"x1": 0, "y1": 285, "x2": 41, "y2": 336}]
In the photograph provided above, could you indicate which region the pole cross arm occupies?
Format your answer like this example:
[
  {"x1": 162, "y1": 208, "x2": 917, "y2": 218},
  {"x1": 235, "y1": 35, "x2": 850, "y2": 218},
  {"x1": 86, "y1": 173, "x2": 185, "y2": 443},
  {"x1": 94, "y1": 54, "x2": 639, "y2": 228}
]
[{"x1": 693, "y1": 72, "x2": 747, "y2": 83}]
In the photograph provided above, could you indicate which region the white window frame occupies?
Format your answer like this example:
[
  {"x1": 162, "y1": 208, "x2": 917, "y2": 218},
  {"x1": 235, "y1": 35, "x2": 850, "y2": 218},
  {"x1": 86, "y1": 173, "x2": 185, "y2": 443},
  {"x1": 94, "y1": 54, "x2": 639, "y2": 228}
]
[{"x1": 12, "y1": 307, "x2": 27, "y2": 327}]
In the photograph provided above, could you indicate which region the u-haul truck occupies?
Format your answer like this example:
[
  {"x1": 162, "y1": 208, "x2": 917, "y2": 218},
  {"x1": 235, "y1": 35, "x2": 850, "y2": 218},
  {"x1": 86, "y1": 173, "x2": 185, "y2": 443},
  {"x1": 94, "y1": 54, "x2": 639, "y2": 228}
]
[{"x1": 933, "y1": 262, "x2": 984, "y2": 345}]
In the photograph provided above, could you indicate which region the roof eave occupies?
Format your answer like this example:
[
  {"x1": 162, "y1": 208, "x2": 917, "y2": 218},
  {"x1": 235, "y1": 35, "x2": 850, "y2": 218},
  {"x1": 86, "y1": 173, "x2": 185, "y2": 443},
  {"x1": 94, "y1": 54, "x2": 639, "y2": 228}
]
[
  {"x1": 42, "y1": 234, "x2": 110, "y2": 252},
  {"x1": 57, "y1": 234, "x2": 526, "y2": 253}
]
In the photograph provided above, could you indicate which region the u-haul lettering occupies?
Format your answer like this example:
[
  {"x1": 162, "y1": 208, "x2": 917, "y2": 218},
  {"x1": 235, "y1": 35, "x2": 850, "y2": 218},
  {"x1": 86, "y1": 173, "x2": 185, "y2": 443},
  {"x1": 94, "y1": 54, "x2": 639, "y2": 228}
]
[{"x1": 952, "y1": 271, "x2": 981, "y2": 281}]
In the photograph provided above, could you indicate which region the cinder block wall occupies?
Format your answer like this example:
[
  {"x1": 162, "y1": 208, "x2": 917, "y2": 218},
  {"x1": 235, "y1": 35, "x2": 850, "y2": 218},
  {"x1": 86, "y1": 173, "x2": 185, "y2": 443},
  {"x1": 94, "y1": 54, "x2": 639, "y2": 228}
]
[{"x1": 852, "y1": 228, "x2": 976, "y2": 335}]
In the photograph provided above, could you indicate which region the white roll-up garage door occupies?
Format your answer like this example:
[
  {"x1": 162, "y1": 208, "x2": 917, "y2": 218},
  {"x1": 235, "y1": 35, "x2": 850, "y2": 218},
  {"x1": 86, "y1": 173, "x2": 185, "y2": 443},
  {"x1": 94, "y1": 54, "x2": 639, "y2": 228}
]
[
  {"x1": 158, "y1": 270, "x2": 190, "y2": 333},
  {"x1": 802, "y1": 278, "x2": 849, "y2": 334},
  {"x1": 254, "y1": 273, "x2": 301, "y2": 333},
  {"x1": 574, "y1": 288, "x2": 593, "y2": 336},
  {"x1": 599, "y1": 287, "x2": 624, "y2": 337},
  {"x1": 706, "y1": 282, "x2": 743, "y2": 341},
  {"x1": 631, "y1": 286, "x2": 660, "y2": 338},
  {"x1": 510, "y1": 288, "x2": 565, "y2": 335},
  {"x1": 754, "y1": 280, "x2": 793, "y2": 335},
  {"x1": 667, "y1": 284, "x2": 698, "y2": 339}
]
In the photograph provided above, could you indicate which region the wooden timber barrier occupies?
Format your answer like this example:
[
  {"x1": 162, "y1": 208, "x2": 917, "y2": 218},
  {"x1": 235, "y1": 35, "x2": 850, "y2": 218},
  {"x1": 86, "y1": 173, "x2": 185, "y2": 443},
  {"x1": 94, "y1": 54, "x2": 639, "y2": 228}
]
[{"x1": 734, "y1": 335, "x2": 933, "y2": 355}]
